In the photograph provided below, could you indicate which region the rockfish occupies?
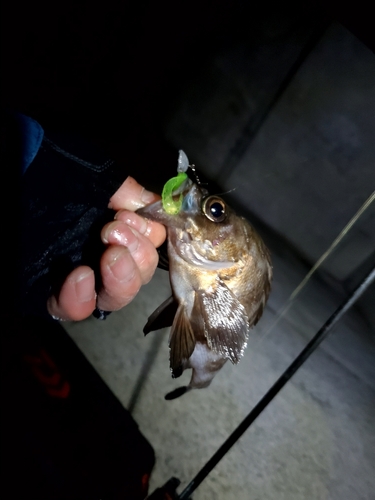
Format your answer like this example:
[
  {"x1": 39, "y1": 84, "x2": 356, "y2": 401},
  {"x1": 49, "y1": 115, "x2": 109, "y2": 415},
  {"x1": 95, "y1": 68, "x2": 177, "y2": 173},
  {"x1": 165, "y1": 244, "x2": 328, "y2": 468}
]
[{"x1": 137, "y1": 156, "x2": 272, "y2": 399}]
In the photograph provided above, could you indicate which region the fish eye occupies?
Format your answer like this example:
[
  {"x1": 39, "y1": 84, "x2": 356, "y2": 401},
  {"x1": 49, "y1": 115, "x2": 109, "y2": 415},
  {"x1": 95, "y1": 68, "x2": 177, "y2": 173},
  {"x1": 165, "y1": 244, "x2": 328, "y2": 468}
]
[{"x1": 202, "y1": 196, "x2": 227, "y2": 222}]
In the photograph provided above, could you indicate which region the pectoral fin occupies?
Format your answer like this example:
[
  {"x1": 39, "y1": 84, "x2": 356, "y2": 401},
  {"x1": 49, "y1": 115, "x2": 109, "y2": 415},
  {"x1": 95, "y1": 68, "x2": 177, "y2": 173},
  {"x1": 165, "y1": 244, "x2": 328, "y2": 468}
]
[
  {"x1": 192, "y1": 281, "x2": 249, "y2": 364},
  {"x1": 143, "y1": 296, "x2": 178, "y2": 335},
  {"x1": 169, "y1": 304, "x2": 195, "y2": 378}
]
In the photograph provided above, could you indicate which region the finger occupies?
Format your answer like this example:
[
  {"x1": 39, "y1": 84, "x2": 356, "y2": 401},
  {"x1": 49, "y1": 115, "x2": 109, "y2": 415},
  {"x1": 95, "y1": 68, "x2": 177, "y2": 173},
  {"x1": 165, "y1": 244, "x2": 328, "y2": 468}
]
[
  {"x1": 113, "y1": 209, "x2": 166, "y2": 248},
  {"x1": 47, "y1": 266, "x2": 96, "y2": 321},
  {"x1": 96, "y1": 245, "x2": 143, "y2": 311},
  {"x1": 101, "y1": 220, "x2": 159, "y2": 284},
  {"x1": 109, "y1": 176, "x2": 160, "y2": 211}
]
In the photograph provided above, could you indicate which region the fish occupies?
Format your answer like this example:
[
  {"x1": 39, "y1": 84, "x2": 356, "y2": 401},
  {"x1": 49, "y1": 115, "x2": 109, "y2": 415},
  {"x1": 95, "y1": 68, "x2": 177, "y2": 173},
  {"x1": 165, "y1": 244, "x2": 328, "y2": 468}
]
[{"x1": 137, "y1": 163, "x2": 272, "y2": 400}]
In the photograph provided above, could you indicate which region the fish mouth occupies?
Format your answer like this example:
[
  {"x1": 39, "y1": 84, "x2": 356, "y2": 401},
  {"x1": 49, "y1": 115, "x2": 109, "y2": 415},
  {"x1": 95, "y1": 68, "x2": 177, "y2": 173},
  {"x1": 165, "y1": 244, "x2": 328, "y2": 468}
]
[{"x1": 136, "y1": 183, "x2": 203, "y2": 228}]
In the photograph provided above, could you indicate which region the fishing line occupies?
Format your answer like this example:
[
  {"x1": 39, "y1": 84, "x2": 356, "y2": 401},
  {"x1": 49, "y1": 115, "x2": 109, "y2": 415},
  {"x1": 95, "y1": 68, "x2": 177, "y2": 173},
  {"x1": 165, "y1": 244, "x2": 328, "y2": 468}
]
[
  {"x1": 256, "y1": 189, "x2": 375, "y2": 343},
  {"x1": 176, "y1": 266, "x2": 375, "y2": 500},
  {"x1": 215, "y1": 187, "x2": 238, "y2": 198}
]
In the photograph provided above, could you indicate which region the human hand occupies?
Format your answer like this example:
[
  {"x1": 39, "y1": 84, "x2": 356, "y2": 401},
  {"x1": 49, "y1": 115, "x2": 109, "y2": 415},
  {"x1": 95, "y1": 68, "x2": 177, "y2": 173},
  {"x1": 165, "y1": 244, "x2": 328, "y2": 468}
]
[{"x1": 47, "y1": 177, "x2": 166, "y2": 321}]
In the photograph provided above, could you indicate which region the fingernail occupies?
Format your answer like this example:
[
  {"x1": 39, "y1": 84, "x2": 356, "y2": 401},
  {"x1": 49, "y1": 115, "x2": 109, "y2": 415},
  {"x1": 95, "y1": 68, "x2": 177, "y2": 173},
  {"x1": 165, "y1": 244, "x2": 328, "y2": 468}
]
[
  {"x1": 108, "y1": 247, "x2": 135, "y2": 283},
  {"x1": 103, "y1": 222, "x2": 140, "y2": 252},
  {"x1": 74, "y1": 269, "x2": 96, "y2": 303},
  {"x1": 115, "y1": 211, "x2": 149, "y2": 236},
  {"x1": 141, "y1": 187, "x2": 157, "y2": 205},
  {"x1": 102, "y1": 221, "x2": 120, "y2": 244}
]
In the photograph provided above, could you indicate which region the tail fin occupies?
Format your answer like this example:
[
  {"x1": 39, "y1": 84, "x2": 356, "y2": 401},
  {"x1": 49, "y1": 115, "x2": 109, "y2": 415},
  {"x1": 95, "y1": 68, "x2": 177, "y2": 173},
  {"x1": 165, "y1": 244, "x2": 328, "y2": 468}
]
[{"x1": 164, "y1": 386, "x2": 191, "y2": 400}]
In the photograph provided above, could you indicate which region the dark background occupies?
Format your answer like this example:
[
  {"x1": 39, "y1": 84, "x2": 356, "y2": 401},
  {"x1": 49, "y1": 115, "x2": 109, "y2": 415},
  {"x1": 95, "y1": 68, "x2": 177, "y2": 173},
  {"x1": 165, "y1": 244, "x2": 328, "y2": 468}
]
[
  {"x1": 2, "y1": 0, "x2": 374, "y2": 319},
  {"x1": 1, "y1": 0, "x2": 372, "y2": 186},
  {"x1": 2, "y1": 3, "x2": 374, "y2": 497}
]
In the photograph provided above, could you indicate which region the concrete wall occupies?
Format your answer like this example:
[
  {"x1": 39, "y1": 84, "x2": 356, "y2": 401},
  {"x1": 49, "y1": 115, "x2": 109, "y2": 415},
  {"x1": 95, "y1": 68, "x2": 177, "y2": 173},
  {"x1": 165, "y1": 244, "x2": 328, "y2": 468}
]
[{"x1": 164, "y1": 22, "x2": 375, "y2": 285}]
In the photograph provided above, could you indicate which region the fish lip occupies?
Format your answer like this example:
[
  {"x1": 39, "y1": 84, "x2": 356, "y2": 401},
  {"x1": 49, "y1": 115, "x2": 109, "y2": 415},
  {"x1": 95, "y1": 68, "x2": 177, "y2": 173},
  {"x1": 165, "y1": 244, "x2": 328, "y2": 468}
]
[
  {"x1": 136, "y1": 199, "x2": 185, "y2": 227},
  {"x1": 136, "y1": 199, "x2": 167, "y2": 221}
]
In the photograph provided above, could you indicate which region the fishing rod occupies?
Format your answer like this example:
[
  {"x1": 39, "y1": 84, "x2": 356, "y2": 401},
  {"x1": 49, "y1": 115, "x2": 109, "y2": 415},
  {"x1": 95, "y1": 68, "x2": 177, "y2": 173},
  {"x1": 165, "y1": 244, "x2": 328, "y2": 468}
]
[{"x1": 148, "y1": 265, "x2": 375, "y2": 499}]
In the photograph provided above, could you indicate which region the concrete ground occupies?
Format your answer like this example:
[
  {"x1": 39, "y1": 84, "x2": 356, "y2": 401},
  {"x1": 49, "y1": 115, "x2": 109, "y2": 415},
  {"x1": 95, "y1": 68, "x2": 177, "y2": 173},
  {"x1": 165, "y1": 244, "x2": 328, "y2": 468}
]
[{"x1": 64, "y1": 234, "x2": 375, "y2": 500}]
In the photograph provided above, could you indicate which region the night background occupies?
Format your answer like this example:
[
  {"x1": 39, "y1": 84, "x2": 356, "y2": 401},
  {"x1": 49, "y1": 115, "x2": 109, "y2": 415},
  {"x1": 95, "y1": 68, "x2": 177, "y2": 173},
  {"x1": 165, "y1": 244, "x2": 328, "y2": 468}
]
[{"x1": 2, "y1": 1, "x2": 374, "y2": 498}]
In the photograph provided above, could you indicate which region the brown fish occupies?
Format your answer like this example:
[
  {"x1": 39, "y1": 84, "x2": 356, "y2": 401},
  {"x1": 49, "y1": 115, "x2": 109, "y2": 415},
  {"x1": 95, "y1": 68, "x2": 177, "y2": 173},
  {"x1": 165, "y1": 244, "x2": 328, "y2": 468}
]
[{"x1": 137, "y1": 175, "x2": 272, "y2": 399}]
